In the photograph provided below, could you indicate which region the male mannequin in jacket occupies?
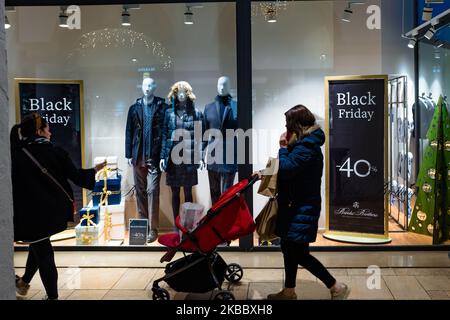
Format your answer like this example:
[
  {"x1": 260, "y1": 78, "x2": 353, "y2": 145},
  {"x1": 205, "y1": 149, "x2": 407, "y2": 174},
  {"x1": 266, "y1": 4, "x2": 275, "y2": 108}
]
[
  {"x1": 125, "y1": 77, "x2": 168, "y2": 243},
  {"x1": 203, "y1": 76, "x2": 238, "y2": 204}
]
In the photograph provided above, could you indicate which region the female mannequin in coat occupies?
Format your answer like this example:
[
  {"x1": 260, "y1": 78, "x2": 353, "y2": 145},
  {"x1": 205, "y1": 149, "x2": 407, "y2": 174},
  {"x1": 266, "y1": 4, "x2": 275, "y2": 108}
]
[{"x1": 160, "y1": 81, "x2": 204, "y2": 227}]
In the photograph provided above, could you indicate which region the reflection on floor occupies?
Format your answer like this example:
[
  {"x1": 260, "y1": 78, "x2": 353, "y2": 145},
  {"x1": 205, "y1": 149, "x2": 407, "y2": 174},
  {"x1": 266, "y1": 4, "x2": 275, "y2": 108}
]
[
  {"x1": 14, "y1": 217, "x2": 450, "y2": 248},
  {"x1": 15, "y1": 263, "x2": 450, "y2": 300}
]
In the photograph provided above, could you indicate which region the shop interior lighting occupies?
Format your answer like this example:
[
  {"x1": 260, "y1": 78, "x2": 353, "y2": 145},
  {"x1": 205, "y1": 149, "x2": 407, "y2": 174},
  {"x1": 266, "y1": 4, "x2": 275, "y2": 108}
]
[
  {"x1": 184, "y1": 6, "x2": 194, "y2": 25},
  {"x1": 183, "y1": 4, "x2": 203, "y2": 25},
  {"x1": 423, "y1": 4, "x2": 433, "y2": 22},
  {"x1": 121, "y1": 5, "x2": 140, "y2": 27},
  {"x1": 59, "y1": 6, "x2": 68, "y2": 28},
  {"x1": 4, "y1": 15, "x2": 11, "y2": 29},
  {"x1": 121, "y1": 8, "x2": 131, "y2": 26},
  {"x1": 408, "y1": 38, "x2": 417, "y2": 49},
  {"x1": 407, "y1": 30, "x2": 418, "y2": 49},
  {"x1": 405, "y1": 9, "x2": 450, "y2": 49},
  {"x1": 341, "y1": 1, "x2": 366, "y2": 23},
  {"x1": 265, "y1": 8, "x2": 277, "y2": 23},
  {"x1": 425, "y1": 19, "x2": 440, "y2": 40},
  {"x1": 424, "y1": 0, "x2": 445, "y2": 22}
]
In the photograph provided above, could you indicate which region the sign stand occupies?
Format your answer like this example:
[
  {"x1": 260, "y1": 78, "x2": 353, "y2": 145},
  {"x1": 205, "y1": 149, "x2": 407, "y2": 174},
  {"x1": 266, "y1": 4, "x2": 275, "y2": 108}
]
[{"x1": 324, "y1": 75, "x2": 391, "y2": 244}]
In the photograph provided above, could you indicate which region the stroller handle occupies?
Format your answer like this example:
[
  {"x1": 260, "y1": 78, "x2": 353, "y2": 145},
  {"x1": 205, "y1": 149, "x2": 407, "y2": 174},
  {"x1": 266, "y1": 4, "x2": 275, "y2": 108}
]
[{"x1": 240, "y1": 174, "x2": 260, "y2": 193}]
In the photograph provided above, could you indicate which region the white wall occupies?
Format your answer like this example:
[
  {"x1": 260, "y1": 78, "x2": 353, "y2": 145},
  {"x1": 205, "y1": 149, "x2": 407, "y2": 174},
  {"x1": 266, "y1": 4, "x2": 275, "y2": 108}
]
[{"x1": 0, "y1": 2, "x2": 16, "y2": 300}]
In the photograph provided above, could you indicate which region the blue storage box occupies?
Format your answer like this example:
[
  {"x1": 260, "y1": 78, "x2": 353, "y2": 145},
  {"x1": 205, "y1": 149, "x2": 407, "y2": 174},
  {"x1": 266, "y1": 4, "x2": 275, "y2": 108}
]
[
  {"x1": 79, "y1": 206, "x2": 100, "y2": 226},
  {"x1": 92, "y1": 175, "x2": 122, "y2": 206}
]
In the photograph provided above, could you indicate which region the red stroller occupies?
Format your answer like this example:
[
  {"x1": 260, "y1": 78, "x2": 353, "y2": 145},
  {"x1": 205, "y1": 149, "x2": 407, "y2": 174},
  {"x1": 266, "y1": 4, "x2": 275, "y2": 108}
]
[{"x1": 152, "y1": 176, "x2": 258, "y2": 300}]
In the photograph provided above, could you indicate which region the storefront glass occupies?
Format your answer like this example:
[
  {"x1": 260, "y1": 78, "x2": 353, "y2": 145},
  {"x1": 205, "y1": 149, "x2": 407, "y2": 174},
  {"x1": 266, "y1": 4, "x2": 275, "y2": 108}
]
[
  {"x1": 7, "y1": 0, "x2": 450, "y2": 249},
  {"x1": 250, "y1": 0, "x2": 439, "y2": 247},
  {"x1": 7, "y1": 2, "x2": 238, "y2": 247}
]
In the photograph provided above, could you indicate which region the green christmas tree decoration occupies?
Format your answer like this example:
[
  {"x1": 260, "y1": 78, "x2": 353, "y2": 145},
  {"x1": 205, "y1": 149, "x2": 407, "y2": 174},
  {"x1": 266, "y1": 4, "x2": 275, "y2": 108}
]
[{"x1": 409, "y1": 95, "x2": 450, "y2": 244}]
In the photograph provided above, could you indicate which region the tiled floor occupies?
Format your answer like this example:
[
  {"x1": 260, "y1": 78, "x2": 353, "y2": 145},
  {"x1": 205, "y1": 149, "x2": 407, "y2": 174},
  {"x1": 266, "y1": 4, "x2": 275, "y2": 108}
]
[{"x1": 13, "y1": 251, "x2": 450, "y2": 300}]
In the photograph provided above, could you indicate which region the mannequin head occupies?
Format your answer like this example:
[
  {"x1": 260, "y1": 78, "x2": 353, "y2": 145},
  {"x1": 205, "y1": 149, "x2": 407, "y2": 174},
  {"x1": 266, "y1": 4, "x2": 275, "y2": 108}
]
[
  {"x1": 168, "y1": 81, "x2": 196, "y2": 105},
  {"x1": 142, "y1": 78, "x2": 157, "y2": 97},
  {"x1": 217, "y1": 76, "x2": 231, "y2": 96}
]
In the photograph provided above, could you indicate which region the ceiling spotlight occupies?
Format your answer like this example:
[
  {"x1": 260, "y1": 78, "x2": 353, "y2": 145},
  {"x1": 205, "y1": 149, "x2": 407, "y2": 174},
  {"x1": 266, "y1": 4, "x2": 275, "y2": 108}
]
[
  {"x1": 425, "y1": 19, "x2": 440, "y2": 40},
  {"x1": 122, "y1": 8, "x2": 131, "y2": 26},
  {"x1": 265, "y1": 8, "x2": 277, "y2": 23},
  {"x1": 59, "y1": 7, "x2": 68, "y2": 28},
  {"x1": 425, "y1": 27, "x2": 436, "y2": 40},
  {"x1": 5, "y1": 15, "x2": 11, "y2": 29},
  {"x1": 408, "y1": 38, "x2": 417, "y2": 49},
  {"x1": 184, "y1": 6, "x2": 194, "y2": 25},
  {"x1": 342, "y1": 6, "x2": 353, "y2": 23},
  {"x1": 422, "y1": 4, "x2": 433, "y2": 22},
  {"x1": 341, "y1": 1, "x2": 366, "y2": 23}
]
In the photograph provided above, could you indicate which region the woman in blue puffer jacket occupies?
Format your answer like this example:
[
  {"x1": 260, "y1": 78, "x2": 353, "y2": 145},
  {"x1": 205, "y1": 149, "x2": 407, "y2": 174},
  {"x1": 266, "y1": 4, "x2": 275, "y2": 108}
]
[{"x1": 260, "y1": 105, "x2": 350, "y2": 300}]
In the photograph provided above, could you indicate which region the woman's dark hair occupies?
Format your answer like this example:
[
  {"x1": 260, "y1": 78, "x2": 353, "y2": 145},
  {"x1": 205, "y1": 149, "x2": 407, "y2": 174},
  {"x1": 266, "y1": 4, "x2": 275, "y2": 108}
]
[
  {"x1": 10, "y1": 112, "x2": 48, "y2": 150},
  {"x1": 284, "y1": 105, "x2": 316, "y2": 137}
]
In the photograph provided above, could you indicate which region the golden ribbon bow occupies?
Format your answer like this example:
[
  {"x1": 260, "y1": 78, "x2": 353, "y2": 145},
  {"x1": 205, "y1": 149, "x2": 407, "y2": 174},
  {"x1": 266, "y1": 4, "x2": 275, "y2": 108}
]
[
  {"x1": 97, "y1": 166, "x2": 112, "y2": 241},
  {"x1": 80, "y1": 208, "x2": 97, "y2": 227},
  {"x1": 81, "y1": 233, "x2": 99, "y2": 245}
]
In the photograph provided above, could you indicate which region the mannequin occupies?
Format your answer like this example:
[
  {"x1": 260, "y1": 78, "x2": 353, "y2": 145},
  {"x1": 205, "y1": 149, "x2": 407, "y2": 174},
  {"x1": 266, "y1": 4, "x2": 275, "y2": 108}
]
[
  {"x1": 125, "y1": 77, "x2": 168, "y2": 243},
  {"x1": 203, "y1": 76, "x2": 238, "y2": 204},
  {"x1": 160, "y1": 81, "x2": 205, "y2": 228}
]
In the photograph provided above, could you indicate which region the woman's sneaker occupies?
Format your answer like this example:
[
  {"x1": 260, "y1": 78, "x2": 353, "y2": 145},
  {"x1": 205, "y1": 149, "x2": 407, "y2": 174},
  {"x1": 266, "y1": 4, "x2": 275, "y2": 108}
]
[
  {"x1": 267, "y1": 289, "x2": 297, "y2": 300},
  {"x1": 331, "y1": 283, "x2": 351, "y2": 300},
  {"x1": 15, "y1": 276, "x2": 30, "y2": 296}
]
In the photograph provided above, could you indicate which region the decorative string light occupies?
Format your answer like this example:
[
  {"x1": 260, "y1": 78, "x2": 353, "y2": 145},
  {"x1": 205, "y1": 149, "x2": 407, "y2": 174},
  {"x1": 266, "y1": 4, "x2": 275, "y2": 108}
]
[
  {"x1": 68, "y1": 28, "x2": 172, "y2": 70},
  {"x1": 251, "y1": 1, "x2": 292, "y2": 22}
]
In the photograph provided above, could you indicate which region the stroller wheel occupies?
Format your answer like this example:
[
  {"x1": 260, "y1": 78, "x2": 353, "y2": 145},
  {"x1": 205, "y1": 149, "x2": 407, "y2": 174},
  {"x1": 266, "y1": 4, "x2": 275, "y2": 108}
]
[
  {"x1": 213, "y1": 290, "x2": 235, "y2": 301},
  {"x1": 152, "y1": 288, "x2": 170, "y2": 301},
  {"x1": 225, "y1": 263, "x2": 243, "y2": 283}
]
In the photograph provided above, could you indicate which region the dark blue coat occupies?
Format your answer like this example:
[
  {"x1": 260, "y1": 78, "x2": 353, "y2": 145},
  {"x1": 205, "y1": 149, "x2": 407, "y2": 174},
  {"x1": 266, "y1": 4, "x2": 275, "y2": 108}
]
[
  {"x1": 125, "y1": 96, "x2": 168, "y2": 166},
  {"x1": 275, "y1": 128, "x2": 325, "y2": 243},
  {"x1": 160, "y1": 101, "x2": 204, "y2": 173},
  {"x1": 203, "y1": 95, "x2": 238, "y2": 173}
]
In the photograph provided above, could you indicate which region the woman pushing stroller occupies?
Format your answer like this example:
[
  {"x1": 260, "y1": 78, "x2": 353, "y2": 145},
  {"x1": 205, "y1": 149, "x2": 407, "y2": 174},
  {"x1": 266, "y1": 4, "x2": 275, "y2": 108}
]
[{"x1": 254, "y1": 105, "x2": 350, "y2": 300}]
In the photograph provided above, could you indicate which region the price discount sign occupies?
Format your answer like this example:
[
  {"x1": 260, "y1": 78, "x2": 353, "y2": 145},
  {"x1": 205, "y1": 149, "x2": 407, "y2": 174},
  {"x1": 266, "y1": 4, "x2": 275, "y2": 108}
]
[{"x1": 324, "y1": 76, "x2": 390, "y2": 243}]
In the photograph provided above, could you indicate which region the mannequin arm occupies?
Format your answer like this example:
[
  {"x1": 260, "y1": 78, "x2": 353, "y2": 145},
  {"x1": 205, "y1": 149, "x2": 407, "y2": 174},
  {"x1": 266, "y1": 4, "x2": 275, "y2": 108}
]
[{"x1": 125, "y1": 107, "x2": 134, "y2": 159}]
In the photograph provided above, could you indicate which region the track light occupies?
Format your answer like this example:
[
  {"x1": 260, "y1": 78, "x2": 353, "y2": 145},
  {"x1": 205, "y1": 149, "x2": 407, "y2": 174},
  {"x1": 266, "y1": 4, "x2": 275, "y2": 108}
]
[
  {"x1": 122, "y1": 8, "x2": 131, "y2": 26},
  {"x1": 425, "y1": 19, "x2": 440, "y2": 40},
  {"x1": 425, "y1": 27, "x2": 436, "y2": 40},
  {"x1": 342, "y1": 6, "x2": 353, "y2": 23},
  {"x1": 5, "y1": 15, "x2": 11, "y2": 29},
  {"x1": 422, "y1": 5, "x2": 433, "y2": 22},
  {"x1": 341, "y1": 1, "x2": 365, "y2": 23},
  {"x1": 184, "y1": 6, "x2": 193, "y2": 25},
  {"x1": 407, "y1": 30, "x2": 418, "y2": 49},
  {"x1": 59, "y1": 7, "x2": 68, "y2": 28},
  {"x1": 265, "y1": 8, "x2": 277, "y2": 23}
]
